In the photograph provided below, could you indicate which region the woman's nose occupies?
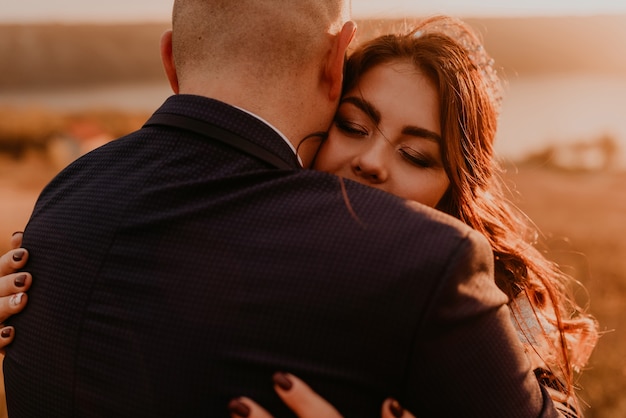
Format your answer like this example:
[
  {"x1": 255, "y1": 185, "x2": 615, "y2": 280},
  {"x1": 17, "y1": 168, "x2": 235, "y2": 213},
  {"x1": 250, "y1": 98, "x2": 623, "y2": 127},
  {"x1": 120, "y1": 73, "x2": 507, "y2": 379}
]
[{"x1": 351, "y1": 142, "x2": 388, "y2": 184}]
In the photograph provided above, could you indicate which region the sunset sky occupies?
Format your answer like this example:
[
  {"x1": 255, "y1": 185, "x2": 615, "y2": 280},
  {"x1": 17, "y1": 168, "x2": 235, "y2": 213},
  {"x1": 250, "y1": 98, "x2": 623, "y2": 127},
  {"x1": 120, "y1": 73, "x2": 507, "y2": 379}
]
[{"x1": 3, "y1": 0, "x2": 626, "y2": 23}]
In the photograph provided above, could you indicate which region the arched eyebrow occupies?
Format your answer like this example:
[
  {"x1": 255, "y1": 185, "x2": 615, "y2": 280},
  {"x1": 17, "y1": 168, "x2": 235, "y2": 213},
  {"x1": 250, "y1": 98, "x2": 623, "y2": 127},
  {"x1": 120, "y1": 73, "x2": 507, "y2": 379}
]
[
  {"x1": 340, "y1": 96, "x2": 381, "y2": 124},
  {"x1": 402, "y1": 126, "x2": 442, "y2": 143},
  {"x1": 340, "y1": 95, "x2": 442, "y2": 143}
]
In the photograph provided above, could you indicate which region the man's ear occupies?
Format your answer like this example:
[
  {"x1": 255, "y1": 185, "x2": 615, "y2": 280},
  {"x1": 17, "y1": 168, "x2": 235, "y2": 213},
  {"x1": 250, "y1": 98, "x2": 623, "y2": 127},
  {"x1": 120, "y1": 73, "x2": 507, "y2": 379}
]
[
  {"x1": 326, "y1": 21, "x2": 356, "y2": 101},
  {"x1": 160, "y1": 30, "x2": 179, "y2": 94}
]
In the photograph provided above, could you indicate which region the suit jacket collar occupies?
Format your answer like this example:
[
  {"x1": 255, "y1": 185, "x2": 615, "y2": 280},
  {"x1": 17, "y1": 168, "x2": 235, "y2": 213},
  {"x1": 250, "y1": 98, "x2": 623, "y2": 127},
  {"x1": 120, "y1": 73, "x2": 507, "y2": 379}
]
[{"x1": 155, "y1": 94, "x2": 302, "y2": 170}]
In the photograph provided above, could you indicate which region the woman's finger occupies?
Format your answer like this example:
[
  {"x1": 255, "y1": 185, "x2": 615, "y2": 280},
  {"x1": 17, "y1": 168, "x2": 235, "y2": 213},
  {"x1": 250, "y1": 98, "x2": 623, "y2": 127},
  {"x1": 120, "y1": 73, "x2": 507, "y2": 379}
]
[
  {"x1": 10, "y1": 231, "x2": 24, "y2": 250},
  {"x1": 0, "y1": 248, "x2": 29, "y2": 276},
  {"x1": 228, "y1": 376, "x2": 416, "y2": 418},
  {"x1": 272, "y1": 373, "x2": 343, "y2": 418},
  {"x1": 0, "y1": 325, "x2": 16, "y2": 354},
  {"x1": 381, "y1": 398, "x2": 416, "y2": 418},
  {"x1": 0, "y1": 272, "x2": 32, "y2": 297},
  {"x1": 0, "y1": 290, "x2": 29, "y2": 324},
  {"x1": 228, "y1": 396, "x2": 273, "y2": 418}
]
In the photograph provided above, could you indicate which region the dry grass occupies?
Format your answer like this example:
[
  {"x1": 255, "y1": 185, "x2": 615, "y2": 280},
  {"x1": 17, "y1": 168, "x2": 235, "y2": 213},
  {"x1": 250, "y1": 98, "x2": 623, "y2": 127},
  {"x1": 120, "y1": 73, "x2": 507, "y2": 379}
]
[
  {"x1": 0, "y1": 110, "x2": 624, "y2": 418},
  {"x1": 501, "y1": 164, "x2": 626, "y2": 417}
]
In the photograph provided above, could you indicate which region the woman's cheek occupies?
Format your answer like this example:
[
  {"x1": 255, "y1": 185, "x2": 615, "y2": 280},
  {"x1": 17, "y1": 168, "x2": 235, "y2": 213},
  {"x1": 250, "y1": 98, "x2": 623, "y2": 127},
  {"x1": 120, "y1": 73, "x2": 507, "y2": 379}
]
[
  {"x1": 313, "y1": 153, "x2": 335, "y2": 173},
  {"x1": 314, "y1": 141, "x2": 341, "y2": 173}
]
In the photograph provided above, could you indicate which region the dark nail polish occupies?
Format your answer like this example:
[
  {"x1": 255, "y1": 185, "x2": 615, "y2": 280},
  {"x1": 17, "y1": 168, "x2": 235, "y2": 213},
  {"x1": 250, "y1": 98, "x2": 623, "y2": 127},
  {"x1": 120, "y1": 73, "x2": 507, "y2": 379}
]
[
  {"x1": 272, "y1": 372, "x2": 293, "y2": 391},
  {"x1": 389, "y1": 399, "x2": 404, "y2": 418},
  {"x1": 227, "y1": 399, "x2": 250, "y2": 417},
  {"x1": 1, "y1": 328, "x2": 12, "y2": 338},
  {"x1": 12, "y1": 250, "x2": 25, "y2": 262},
  {"x1": 14, "y1": 274, "x2": 27, "y2": 288},
  {"x1": 11, "y1": 231, "x2": 23, "y2": 237}
]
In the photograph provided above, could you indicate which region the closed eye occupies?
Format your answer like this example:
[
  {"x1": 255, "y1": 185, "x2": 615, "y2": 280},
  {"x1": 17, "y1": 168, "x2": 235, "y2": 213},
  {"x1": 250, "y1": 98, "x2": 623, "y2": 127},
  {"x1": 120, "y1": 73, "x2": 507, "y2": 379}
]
[
  {"x1": 334, "y1": 117, "x2": 369, "y2": 138},
  {"x1": 399, "y1": 146, "x2": 435, "y2": 168}
]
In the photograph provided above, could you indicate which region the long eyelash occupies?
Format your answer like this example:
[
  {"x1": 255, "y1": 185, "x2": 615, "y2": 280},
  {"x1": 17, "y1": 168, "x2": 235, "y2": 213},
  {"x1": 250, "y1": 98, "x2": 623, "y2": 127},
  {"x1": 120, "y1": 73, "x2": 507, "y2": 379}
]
[
  {"x1": 335, "y1": 118, "x2": 368, "y2": 136},
  {"x1": 399, "y1": 148, "x2": 432, "y2": 167}
]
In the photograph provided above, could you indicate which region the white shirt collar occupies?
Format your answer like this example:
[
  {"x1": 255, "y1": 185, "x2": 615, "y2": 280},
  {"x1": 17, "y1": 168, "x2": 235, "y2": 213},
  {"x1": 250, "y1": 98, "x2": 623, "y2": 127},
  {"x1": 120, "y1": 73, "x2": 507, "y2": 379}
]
[{"x1": 233, "y1": 105, "x2": 303, "y2": 167}]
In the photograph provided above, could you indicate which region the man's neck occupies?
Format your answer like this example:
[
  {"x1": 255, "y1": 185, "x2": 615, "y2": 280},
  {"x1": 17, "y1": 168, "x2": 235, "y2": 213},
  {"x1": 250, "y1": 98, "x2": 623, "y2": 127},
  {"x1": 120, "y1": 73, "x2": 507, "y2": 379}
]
[
  {"x1": 232, "y1": 105, "x2": 303, "y2": 166},
  {"x1": 177, "y1": 67, "x2": 332, "y2": 166}
]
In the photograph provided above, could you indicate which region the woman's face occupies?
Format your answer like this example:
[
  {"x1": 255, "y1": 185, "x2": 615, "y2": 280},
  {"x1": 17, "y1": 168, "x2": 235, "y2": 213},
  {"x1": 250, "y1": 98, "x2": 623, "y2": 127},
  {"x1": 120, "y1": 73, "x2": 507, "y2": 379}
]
[{"x1": 314, "y1": 60, "x2": 450, "y2": 207}]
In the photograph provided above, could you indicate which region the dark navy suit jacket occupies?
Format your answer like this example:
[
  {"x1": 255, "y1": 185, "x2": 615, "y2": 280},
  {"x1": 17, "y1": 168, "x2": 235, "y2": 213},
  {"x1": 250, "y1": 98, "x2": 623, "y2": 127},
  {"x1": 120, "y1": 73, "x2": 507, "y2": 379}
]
[{"x1": 4, "y1": 95, "x2": 558, "y2": 417}]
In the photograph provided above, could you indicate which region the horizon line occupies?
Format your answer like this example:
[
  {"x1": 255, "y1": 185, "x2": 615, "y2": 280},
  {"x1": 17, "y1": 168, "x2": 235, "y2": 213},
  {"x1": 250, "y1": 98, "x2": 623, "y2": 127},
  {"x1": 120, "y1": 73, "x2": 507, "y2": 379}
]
[{"x1": 2, "y1": 11, "x2": 626, "y2": 25}]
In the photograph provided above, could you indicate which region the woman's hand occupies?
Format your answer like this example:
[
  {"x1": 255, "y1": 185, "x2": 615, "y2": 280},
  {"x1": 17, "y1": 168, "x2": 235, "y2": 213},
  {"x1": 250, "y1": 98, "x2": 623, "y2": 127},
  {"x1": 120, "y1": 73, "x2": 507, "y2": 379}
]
[
  {"x1": 0, "y1": 231, "x2": 31, "y2": 352},
  {"x1": 228, "y1": 372, "x2": 415, "y2": 418}
]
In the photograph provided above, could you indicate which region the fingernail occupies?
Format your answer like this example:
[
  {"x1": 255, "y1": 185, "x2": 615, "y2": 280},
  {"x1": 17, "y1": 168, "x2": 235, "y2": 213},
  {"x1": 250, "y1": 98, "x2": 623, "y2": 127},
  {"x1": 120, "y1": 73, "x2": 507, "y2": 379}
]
[
  {"x1": 14, "y1": 274, "x2": 27, "y2": 288},
  {"x1": 389, "y1": 399, "x2": 404, "y2": 418},
  {"x1": 227, "y1": 398, "x2": 250, "y2": 418},
  {"x1": 12, "y1": 250, "x2": 25, "y2": 262},
  {"x1": 12, "y1": 231, "x2": 23, "y2": 237},
  {"x1": 272, "y1": 372, "x2": 293, "y2": 391},
  {"x1": 1, "y1": 328, "x2": 12, "y2": 338},
  {"x1": 10, "y1": 293, "x2": 24, "y2": 307}
]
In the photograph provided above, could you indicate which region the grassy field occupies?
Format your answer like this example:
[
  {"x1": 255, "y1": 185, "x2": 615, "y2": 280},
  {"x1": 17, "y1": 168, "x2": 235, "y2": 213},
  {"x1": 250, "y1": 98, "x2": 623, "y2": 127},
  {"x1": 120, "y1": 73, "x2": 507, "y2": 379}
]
[
  {"x1": 501, "y1": 164, "x2": 626, "y2": 417},
  {"x1": 0, "y1": 116, "x2": 624, "y2": 417}
]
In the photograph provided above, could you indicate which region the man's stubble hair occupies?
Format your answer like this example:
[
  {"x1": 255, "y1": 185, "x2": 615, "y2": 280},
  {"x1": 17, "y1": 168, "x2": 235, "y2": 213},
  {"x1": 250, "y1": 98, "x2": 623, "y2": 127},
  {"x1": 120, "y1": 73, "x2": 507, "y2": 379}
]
[{"x1": 171, "y1": 0, "x2": 349, "y2": 86}]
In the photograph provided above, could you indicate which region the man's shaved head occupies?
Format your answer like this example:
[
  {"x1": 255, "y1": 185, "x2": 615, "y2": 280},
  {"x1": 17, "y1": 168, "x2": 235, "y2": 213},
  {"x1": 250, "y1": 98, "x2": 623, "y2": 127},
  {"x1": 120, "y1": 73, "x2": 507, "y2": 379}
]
[{"x1": 171, "y1": 0, "x2": 351, "y2": 86}]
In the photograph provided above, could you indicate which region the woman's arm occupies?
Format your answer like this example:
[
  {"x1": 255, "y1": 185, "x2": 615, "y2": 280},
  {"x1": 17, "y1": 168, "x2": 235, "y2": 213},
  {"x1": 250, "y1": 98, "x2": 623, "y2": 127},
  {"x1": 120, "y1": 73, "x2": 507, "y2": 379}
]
[
  {"x1": 0, "y1": 232, "x2": 31, "y2": 351},
  {"x1": 228, "y1": 373, "x2": 415, "y2": 418}
]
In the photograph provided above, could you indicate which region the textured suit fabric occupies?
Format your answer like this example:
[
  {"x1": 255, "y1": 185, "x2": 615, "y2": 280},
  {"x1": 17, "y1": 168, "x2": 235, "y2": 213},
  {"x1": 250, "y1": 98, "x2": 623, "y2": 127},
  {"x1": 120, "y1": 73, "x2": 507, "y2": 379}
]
[{"x1": 4, "y1": 94, "x2": 557, "y2": 417}]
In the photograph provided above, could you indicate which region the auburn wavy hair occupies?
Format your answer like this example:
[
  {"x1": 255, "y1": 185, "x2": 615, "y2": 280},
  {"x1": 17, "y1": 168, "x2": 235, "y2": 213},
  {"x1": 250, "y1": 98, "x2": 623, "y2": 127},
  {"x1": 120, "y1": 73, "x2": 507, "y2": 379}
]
[{"x1": 342, "y1": 15, "x2": 598, "y2": 406}]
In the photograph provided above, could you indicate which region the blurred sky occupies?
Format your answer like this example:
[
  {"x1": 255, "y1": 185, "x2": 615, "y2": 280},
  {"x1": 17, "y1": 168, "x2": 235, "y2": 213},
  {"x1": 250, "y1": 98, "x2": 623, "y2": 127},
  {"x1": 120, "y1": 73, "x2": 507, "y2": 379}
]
[{"x1": 3, "y1": 0, "x2": 626, "y2": 23}]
